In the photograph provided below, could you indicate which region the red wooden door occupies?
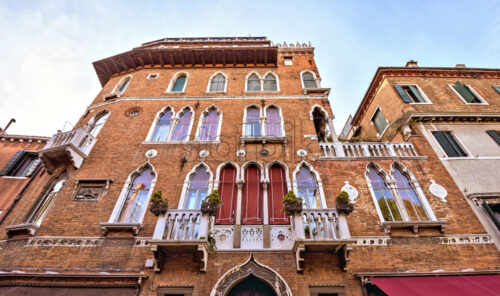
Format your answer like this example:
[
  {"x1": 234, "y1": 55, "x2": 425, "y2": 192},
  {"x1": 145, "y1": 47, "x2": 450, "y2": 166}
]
[
  {"x1": 215, "y1": 166, "x2": 238, "y2": 225},
  {"x1": 242, "y1": 165, "x2": 262, "y2": 225},
  {"x1": 268, "y1": 165, "x2": 289, "y2": 225}
]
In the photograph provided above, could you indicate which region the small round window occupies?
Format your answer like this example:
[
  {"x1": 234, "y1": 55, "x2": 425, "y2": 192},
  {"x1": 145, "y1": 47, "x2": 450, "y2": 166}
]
[
  {"x1": 130, "y1": 111, "x2": 140, "y2": 117},
  {"x1": 125, "y1": 106, "x2": 143, "y2": 118}
]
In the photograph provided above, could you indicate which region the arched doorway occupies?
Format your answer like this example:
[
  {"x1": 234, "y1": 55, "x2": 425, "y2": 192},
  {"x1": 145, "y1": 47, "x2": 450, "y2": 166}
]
[{"x1": 228, "y1": 275, "x2": 276, "y2": 296}]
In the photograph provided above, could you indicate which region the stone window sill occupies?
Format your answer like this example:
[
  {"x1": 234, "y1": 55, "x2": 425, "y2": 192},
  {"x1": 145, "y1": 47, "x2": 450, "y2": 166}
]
[
  {"x1": 100, "y1": 222, "x2": 142, "y2": 236},
  {"x1": 240, "y1": 136, "x2": 288, "y2": 144},
  {"x1": 5, "y1": 223, "x2": 39, "y2": 237},
  {"x1": 381, "y1": 220, "x2": 447, "y2": 234}
]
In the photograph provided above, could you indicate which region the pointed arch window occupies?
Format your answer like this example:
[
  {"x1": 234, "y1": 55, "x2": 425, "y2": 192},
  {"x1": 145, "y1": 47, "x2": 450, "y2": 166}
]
[
  {"x1": 151, "y1": 109, "x2": 173, "y2": 141},
  {"x1": 28, "y1": 177, "x2": 67, "y2": 226},
  {"x1": 172, "y1": 75, "x2": 187, "y2": 92},
  {"x1": 302, "y1": 72, "x2": 317, "y2": 89},
  {"x1": 296, "y1": 166, "x2": 321, "y2": 209},
  {"x1": 269, "y1": 164, "x2": 289, "y2": 224},
  {"x1": 115, "y1": 76, "x2": 131, "y2": 94},
  {"x1": 216, "y1": 165, "x2": 238, "y2": 225},
  {"x1": 209, "y1": 73, "x2": 226, "y2": 92},
  {"x1": 184, "y1": 167, "x2": 210, "y2": 209},
  {"x1": 263, "y1": 74, "x2": 277, "y2": 91},
  {"x1": 265, "y1": 107, "x2": 281, "y2": 137},
  {"x1": 117, "y1": 167, "x2": 155, "y2": 223},
  {"x1": 171, "y1": 109, "x2": 192, "y2": 142},
  {"x1": 242, "y1": 165, "x2": 263, "y2": 225},
  {"x1": 367, "y1": 165, "x2": 402, "y2": 222},
  {"x1": 245, "y1": 107, "x2": 261, "y2": 137},
  {"x1": 199, "y1": 109, "x2": 220, "y2": 141},
  {"x1": 247, "y1": 74, "x2": 261, "y2": 91},
  {"x1": 393, "y1": 167, "x2": 429, "y2": 221},
  {"x1": 90, "y1": 112, "x2": 110, "y2": 138}
]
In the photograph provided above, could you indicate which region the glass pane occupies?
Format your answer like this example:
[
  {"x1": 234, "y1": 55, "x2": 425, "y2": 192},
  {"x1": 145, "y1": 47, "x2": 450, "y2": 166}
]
[
  {"x1": 210, "y1": 74, "x2": 225, "y2": 92},
  {"x1": 302, "y1": 73, "x2": 317, "y2": 88},
  {"x1": 373, "y1": 110, "x2": 388, "y2": 134},
  {"x1": 119, "y1": 78, "x2": 130, "y2": 92},
  {"x1": 90, "y1": 112, "x2": 110, "y2": 137},
  {"x1": 247, "y1": 74, "x2": 261, "y2": 91},
  {"x1": 171, "y1": 111, "x2": 192, "y2": 141},
  {"x1": 266, "y1": 108, "x2": 281, "y2": 137},
  {"x1": 189, "y1": 167, "x2": 209, "y2": 189},
  {"x1": 246, "y1": 108, "x2": 261, "y2": 137},
  {"x1": 151, "y1": 110, "x2": 172, "y2": 141},
  {"x1": 263, "y1": 74, "x2": 277, "y2": 91},
  {"x1": 394, "y1": 168, "x2": 428, "y2": 221},
  {"x1": 200, "y1": 110, "x2": 219, "y2": 141},
  {"x1": 297, "y1": 166, "x2": 317, "y2": 188},
  {"x1": 368, "y1": 167, "x2": 402, "y2": 221},
  {"x1": 172, "y1": 75, "x2": 186, "y2": 92}
]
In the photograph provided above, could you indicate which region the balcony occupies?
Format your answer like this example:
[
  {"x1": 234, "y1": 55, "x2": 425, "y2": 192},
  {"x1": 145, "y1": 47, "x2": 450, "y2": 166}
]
[
  {"x1": 39, "y1": 128, "x2": 96, "y2": 174},
  {"x1": 150, "y1": 209, "x2": 210, "y2": 272},
  {"x1": 319, "y1": 142, "x2": 424, "y2": 160},
  {"x1": 292, "y1": 208, "x2": 354, "y2": 272}
]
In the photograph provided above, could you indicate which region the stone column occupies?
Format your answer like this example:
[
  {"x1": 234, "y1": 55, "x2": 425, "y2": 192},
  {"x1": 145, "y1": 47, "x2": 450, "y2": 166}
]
[
  {"x1": 262, "y1": 180, "x2": 270, "y2": 248},
  {"x1": 233, "y1": 179, "x2": 244, "y2": 248}
]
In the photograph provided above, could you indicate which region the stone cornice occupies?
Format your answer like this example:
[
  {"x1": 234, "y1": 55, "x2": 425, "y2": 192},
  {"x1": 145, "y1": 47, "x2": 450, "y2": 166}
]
[
  {"x1": 0, "y1": 134, "x2": 50, "y2": 143},
  {"x1": 352, "y1": 67, "x2": 500, "y2": 126}
]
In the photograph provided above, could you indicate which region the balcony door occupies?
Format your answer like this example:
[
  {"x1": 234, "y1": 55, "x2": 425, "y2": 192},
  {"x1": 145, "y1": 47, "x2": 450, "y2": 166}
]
[{"x1": 215, "y1": 165, "x2": 238, "y2": 225}]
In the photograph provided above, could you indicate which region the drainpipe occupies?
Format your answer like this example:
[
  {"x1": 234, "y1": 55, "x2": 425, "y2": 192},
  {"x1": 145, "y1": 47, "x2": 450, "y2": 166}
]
[{"x1": 0, "y1": 119, "x2": 16, "y2": 136}]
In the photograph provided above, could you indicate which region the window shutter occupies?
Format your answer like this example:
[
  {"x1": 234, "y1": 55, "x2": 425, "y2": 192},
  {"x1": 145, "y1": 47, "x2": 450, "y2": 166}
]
[
  {"x1": 482, "y1": 201, "x2": 500, "y2": 231},
  {"x1": 0, "y1": 150, "x2": 25, "y2": 176},
  {"x1": 409, "y1": 85, "x2": 426, "y2": 103},
  {"x1": 493, "y1": 86, "x2": 500, "y2": 94},
  {"x1": 25, "y1": 158, "x2": 41, "y2": 177},
  {"x1": 394, "y1": 85, "x2": 412, "y2": 103},
  {"x1": 486, "y1": 130, "x2": 500, "y2": 146},
  {"x1": 452, "y1": 81, "x2": 476, "y2": 103}
]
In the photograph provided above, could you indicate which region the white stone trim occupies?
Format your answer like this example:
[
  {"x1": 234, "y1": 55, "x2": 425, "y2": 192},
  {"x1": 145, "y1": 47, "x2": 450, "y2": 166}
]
[
  {"x1": 108, "y1": 162, "x2": 157, "y2": 223},
  {"x1": 206, "y1": 71, "x2": 228, "y2": 93},
  {"x1": 390, "y1": 162, "x2": 437, "y2": 221},
  {"x1": 245, "y1": 71, "x2": 262, "y2": 91},
  {"x1": 112, "y1": 75, "x2": 132, "y2": 94},
  {"x1": 300, "y1": 70, "x2": 320, "y2": 89},
  {"x1": 178, "y1": 162, "x2": 214, "y2": 209},
  {"x1": 263, "y1": 104, "x2": 285, "y2": 137},
  {"x1": 144, "y1": 106, "x2": 175, "y2": 141},
  {"x1": 171, "y1": 105, "x2": 195, "y2": 142},
  {"x1": 214, "y1": 162, "x2": 240, "y2": 190},
  {"x1": 166, "y1": 71, "x2": 189, "y2": 93},
  {"x1": 265, "y1": 160, "x2": 292, "y2": 191},
  {"x1": 194, "y1": 105, "x2": 222, "y2": 142},
  {"x1": 292, "y1": 161, "x2": 326, "y2": 208},
  {"x1": 262, "y1": 70, "x2": 280, "y2": 91}
]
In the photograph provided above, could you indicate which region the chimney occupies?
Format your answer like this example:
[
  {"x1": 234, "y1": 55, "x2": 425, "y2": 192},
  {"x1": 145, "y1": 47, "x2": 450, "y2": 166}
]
[
  {"x1": 405, "y1": 60, "x2": 418, "y2": 67},
  {"x1": 455, "y1": 64, "x2": 466, "y2": 68}
]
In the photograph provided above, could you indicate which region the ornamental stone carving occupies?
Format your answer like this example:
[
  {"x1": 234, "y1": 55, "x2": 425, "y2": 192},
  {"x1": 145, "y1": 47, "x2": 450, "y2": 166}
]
[
  {"x1": 210, "y1": 255, "x2": 292, "y2": 296},
  {"x1": 341, "y1": 181, "x2": 359, "y2": 204},
  {"x1": 429, "y1": 179, "x2": 447, "y2": 203}
]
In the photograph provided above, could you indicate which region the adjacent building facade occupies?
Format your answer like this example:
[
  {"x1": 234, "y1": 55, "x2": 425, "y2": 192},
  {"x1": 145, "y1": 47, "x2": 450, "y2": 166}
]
[{"x1": 0, "y1": 38, "x2": 498, "y2": 296}]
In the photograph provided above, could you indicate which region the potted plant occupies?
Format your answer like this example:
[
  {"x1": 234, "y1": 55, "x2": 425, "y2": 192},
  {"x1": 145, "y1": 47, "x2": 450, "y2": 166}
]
[
  {"x1": 201, "y1": 190, "x2": 222, "y2": 216},
  {"x1": 149, "y1": 190, "x2": 168, "y2": 216},
  {"x1": 282, "y1": 191, "x2": 303, "y2": 216},
  {"x1": 336, "y1": 191, "x2": 354, "y2": 214}
]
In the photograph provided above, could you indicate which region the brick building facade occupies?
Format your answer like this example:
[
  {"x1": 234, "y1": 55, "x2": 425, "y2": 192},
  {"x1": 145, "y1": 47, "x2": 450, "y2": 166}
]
[{"x1": 0, "y1": 37, "x2": 498, "y2": 295}]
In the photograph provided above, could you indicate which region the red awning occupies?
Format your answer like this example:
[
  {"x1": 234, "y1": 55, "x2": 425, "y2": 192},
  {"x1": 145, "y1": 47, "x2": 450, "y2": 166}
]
[{"x1": 370, "y1": 275, "x2": 500, "y2": 296}]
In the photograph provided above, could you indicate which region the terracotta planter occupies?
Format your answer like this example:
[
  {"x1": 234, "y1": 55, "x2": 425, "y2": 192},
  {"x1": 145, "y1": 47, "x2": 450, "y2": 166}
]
[
  {"x1": 284, "y1": 203, "x2": 303, "y2": 216},
  {"x1": 149, "y1": 202, "x2": 168, "y2": 216},
  {"x1": 201, "y1": 203, "x2": 218, "y2": 216},
  {"x1": 336, "y1": 203, "x2": 354, "y2": 214}
]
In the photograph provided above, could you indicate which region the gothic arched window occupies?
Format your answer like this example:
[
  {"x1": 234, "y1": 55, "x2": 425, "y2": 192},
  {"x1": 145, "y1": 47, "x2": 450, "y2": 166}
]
[
  {"x1": 184, "y1": 167, "x2": 210, "y2": 210},
  {"x1": 209, "y1": 73, "x2": 226, "y2": 92},
  {"x1": 89, "y1": 111, "x2": 110, "y2": 138},
  {"x1": 367, "y1": 165, "x2": 402, "y2": 222},
  {"x1": 199, "y1": 109, "x2": 220, "y2": 141},
  {"x1": 28, "y1": 176, "x2": 67, "y2": 226},
  {"x1": 117, "y1": 167, "x2": 155, "y2": 223},
  {"x1": 245, "y1": 107, "x2": 261, "y2": 137},
  {"x1": 171, "y1": 109, "x2": 192, "y2": 141},
  {"x1": 302, "y1": 72, "x2": 317, "y2": 89},
  {"x1": 265, "y1": 106, "x2": 281, "y2": 137},
  {"x1": 268, "y1": 164, "x2": 289, "y2": 224},
  {"x1": 215, "y1": 165, "x2": 238, "y2": 225},
  {"x1": 296, "y1": 166, "x2": 320, "y2": 209},
  {"x1": 242, "y1": 164, "x2": 263, "y2": 224},
  {"x1": 151, "y1": 108, "x2": 173, "y2": 141},
  {"x1": 393, "y1": 167, "x2": 429, "y2": 221},
  {"x1": 263, "y1": 74, "x2": 277, "y2": 91},
  {"x1": 247, "y1": 74, "x2": 261, "y2": 91},
  {"x1": 171, "y1": 74, "x2": 187, "y2": 92}
]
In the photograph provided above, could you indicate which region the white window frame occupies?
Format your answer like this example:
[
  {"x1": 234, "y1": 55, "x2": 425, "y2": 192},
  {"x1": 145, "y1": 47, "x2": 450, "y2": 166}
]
[
  {"x1": 169, "y1": 106, "x2": 195, "y2": 143},
  {"x1": 214, "y1": 161, "x2": 241, "y2": 191},
  {"x1": 397, "y1": 84, "x2": 433, "y2": 104},
  {"x1": 292, "y1": 161, "x2": 327, "y2": 208},
  {"x1": 146, "y1": 73, "x2": 159, "y2": 80},
  {"x1": 262, "y1": 71, "x2": 280, "y2": 92},
  {"x1": 300, "y1": 70, "x2": 320, "y2": 89},
  {"x1": 429, "y1": 128, "x2": 471, "y2": 159},
  {"x1": 145, "y1": 106, "x2": 175, "y2": 142},
  {"x1": 449, "y1": 84, "x2": 488, "y2": 105},
  {"x1": 242, "y1": 104, "x2": 264, "y2": 137},
  {"x1": 112, "y1": 75, "x2": 132, "y2": 95},
  {"x1": 26, "y1": 174, "x2": 67, "y2": 226},
  {"x1": 263, "y1": 104, "x2": 285, "y2": 137},
  {"x1": 107, "y1": 163, "x2": 157, "y2": 224},
  {"x1": 194, "y1": 105, "x2": 222, "y2": 142},
  {"x1": 370, "y1": 106, "x2": 390, "y2": 138},
  {"x1": 206, "y1": 71, "x2": 228, "y2": 93},
  {"x1": 178, "y1": 163, "x2": 214, "y2": 209},
  {"x1": 283, "y1": 56, "x2": 293, "y2": 66},
  {"x1": 244, "y1": 71, "x2": 262, "y2": 92},
  {"x1": 265, "y1": 161, "x2": 292, "y2": 192},
  {"x1": 166, "y1": 72, "x2": 189, "y2": 93}
]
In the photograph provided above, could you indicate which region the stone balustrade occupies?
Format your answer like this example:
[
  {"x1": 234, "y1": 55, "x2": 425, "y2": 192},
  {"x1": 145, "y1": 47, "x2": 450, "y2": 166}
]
[{"x1": 320, "y1": 142, "x2": 422, "y2": 159}]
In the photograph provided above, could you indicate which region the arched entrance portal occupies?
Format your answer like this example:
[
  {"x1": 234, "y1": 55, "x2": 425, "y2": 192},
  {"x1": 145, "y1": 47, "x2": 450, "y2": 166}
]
[
  {"x1": 228, "y1": 275, "x2": 277, "y2": 296},
  {"x1": 210, "y1": 255, "x2": 292, "y2": 296}
]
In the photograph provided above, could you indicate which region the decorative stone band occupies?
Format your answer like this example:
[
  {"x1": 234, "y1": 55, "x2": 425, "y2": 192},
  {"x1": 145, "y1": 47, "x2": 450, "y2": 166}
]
[
  {"x1": 0, "y1": 236, "x2": 152, "y2": 248},
  {"x1": 352, "y1": 234, "x2": 492, "y2": 247}
]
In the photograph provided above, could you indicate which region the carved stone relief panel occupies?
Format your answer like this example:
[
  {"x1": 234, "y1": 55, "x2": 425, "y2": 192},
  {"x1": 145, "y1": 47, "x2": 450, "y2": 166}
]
[
  {"x1": 240, "y1": 226, "x2": 263, "y2": 249},
  {"x1": 270, "y1": 226, "x2": 293, "y2": 249},
  {"x1": 213, "y1": 226, "x2": 234, "y2": 250}
]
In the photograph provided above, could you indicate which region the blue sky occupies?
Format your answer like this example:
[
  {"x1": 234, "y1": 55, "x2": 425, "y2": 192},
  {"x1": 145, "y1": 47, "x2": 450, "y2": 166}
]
[{"x1": 0, "y1": 0, "x2": 499, "y2": 136}]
